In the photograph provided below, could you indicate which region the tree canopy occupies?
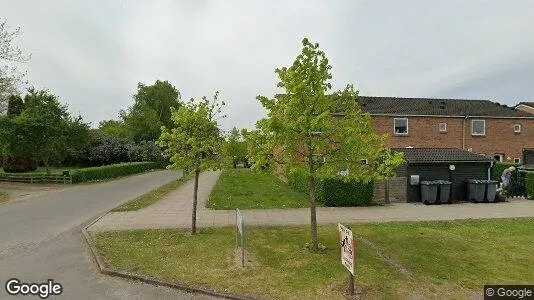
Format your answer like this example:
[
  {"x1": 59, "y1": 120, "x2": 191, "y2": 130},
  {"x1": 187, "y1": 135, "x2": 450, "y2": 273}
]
[
  {"x1": 121, "y1": 80, "x2": 181, "y2": 142},
  {"x1": 157, "y1": 91, "x2": 225, "y2": 234},
  {"x1": 252, "y1": 38, "x2": 405, "y2": 250}
]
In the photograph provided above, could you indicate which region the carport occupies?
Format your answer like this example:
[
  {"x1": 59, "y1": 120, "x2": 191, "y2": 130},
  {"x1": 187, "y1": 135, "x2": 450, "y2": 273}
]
[{"x1": 392, "y1": 148, "x2": 494, "y2": 202}]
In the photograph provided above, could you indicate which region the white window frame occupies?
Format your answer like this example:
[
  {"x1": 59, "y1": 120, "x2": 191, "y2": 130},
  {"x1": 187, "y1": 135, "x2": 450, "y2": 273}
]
[
  {"x1": 393, "y1": 118, "x2": 409, "y2": 135},
  {"x1": 439, "y1": 123, "x2": 447, "y2": 132},
  {"x1": 514, "y1": 124, "x2": 521, "y2": 133},
  {"x1": 361, "y1": 159, "x2": 369, "y2": 165},
  {"x1": 471, "y1": 119, "x2": 486, "y2": 136},
  {"x1": 494, "y1": 154, "x2": 504, "y2": 162},
  {"x1": 514, "y1": 158, "x2": 521, "y2": 164}
]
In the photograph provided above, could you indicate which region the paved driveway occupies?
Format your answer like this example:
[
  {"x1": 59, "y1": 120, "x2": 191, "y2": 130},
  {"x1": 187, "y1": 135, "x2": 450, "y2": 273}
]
[
  {"x1": 0, "y1": 170, "x2": 216, "y2": 300},
  {"x1": 90, "y1": 170, "x2": 534, "y2": 231}
]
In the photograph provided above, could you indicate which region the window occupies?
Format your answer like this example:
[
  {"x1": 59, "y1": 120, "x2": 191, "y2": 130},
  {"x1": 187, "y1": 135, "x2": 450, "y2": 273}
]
[
  {"x1": 514, "y1": 158, "x2": 521, "y2": 164},
  {"x1": 439, "y1": 123, "x2": 447, "y2": 132},
  {"x1": 361, "y1": 159, "x2": 368, "y2": 165},
  {"x1": 394, "y1": 118, "x2": 408, "y2": 135},
  {"x1": 494, "y1": 154, "x2": 504, "y2": 162},
  {"x1": 472, "y1": 120, "x2": 485, "y2": 136},
  {"x1": 514, "y1": 124, "x2": 521, "y2": 133}
]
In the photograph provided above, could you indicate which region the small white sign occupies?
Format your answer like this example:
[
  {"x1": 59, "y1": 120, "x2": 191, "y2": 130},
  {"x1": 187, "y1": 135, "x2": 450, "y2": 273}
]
[{"x1": 338, "y1": 223, "x2": 355, "y2": 275}]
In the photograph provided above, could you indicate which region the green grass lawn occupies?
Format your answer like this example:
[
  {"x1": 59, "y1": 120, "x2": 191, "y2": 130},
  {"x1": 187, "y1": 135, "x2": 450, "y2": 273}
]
[
  {"x1": 112, "y1": 173, "x2": 192, "y2": 211},
  {"x1": 207, "y1": 168, "x2": 313, "y2": 209},
  {"x1": 94, "y1": 218, "x2": 534, "y2": 299}
]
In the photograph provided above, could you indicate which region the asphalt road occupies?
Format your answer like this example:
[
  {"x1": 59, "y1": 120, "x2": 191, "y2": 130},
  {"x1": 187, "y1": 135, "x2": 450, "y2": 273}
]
[{"x1": 0, "y1": 170, "x2": 216, "y2": 300}]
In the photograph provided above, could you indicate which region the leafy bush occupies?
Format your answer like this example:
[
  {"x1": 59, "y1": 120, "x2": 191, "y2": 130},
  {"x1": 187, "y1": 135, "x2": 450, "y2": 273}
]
[
  {"x1": 70, "y1": 162, "x2": 162, "y2": 183},
  {"x1": 321, "y1": 178, "x2": 374, "y2": 207},
  {"x1": 2, "y1": 156, "x2": 37, "y2": 173},
  {"x1": 491, "y1": 162, "x2": 525, "y2": 196},
  {"x1": 287, "y1": 169, "x2": 373, "y2": 206},
  {"x1": 526, "y1": 173, "x2": 534, "y2": 200}
]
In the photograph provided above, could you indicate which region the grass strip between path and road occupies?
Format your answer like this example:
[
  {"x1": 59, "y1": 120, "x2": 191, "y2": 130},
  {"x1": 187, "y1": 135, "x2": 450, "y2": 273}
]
[
  {"x1": 207, "y1": 168, "x2": 314, "y2": 210},
  {"x1": 112, "y1": 172, "x2": 191, "y2": 212},
  {"x1": 94, "y1": 218, "x2": 534, "y2": 299}
]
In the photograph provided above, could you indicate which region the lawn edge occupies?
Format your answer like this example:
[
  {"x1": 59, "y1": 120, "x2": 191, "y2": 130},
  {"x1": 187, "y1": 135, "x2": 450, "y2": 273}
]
[
  {"x1": 81, "y1": 224, "x2": 262, "y2": 300},
  {"x1": 80, "y1": 173, "x2": 263, "y2": 300}
]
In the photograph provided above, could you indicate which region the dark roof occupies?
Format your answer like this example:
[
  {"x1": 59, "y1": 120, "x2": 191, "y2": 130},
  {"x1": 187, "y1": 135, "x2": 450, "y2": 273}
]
[
  {"x1": 392, "y1": 148, "x2": 494, "y2": 164},
  {"x1": 517, "y1": 102, "x2": 534, "y2": 108},
  {"x1": 359, "y1": 96, "x2": 533, "y2": 117}
]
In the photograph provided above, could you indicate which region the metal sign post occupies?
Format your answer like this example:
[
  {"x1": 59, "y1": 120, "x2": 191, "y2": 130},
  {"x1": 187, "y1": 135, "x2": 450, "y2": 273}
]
[
  {"x1": 236, "y1": 209, "x2": 244, "y2": 267},
  {"x1": 338, "y1": 223, "x2": 355, "y2": 297}
]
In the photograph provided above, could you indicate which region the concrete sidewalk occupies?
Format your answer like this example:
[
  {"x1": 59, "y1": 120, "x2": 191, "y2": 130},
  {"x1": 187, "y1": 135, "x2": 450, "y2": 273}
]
[{"x1": 88, "y1": 170, "x2": 534, "y2": 232}]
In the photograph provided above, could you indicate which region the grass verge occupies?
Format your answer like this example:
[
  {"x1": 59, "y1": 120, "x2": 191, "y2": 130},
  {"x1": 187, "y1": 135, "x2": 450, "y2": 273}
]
[
  {"x1": 94, "y1": 218, "x2": 534, "y2": 299},
  {"x1": 112, "y1": 172, "x2": 191, "y2": 211},
  {"x1": 207, "y1": 168, "x2": 313, "y2": 209},
  {"x1": 0, "y1": 192, "x2": 8, "y2": 203}
]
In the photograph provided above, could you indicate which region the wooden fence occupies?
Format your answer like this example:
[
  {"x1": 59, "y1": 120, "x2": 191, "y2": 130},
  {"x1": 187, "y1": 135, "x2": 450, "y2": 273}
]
[{"x1": 0, "y1": 173, "x2": 72, "y2": 184}]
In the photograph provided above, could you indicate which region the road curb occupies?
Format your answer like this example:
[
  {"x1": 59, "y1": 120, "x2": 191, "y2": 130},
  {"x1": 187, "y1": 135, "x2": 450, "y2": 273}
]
[{"x1": 81, "y1": 211, "x2": 262, "y2": 300}]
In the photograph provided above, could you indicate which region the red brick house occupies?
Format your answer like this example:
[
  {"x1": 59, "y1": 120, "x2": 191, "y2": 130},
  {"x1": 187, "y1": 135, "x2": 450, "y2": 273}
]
[{"x1": 358, "y1": 96, "x2": 534, "y2": 164}]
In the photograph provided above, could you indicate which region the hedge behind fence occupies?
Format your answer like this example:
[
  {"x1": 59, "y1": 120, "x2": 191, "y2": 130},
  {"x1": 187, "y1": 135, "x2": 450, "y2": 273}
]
[
  {"x1": 71, "y1": 162, "x2": 163, "y2": 183},
  {"x1": 287, "y1": 170, "x2": 374, "y2": 207}
]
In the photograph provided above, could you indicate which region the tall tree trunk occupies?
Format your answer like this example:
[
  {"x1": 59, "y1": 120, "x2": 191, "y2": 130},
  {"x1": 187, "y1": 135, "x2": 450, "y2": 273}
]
[
  {"x1": 191, "y1": 168, "x2": 200, "y2": 235},
  {"x1": 309, "y1": 165, "x2": 318, "y2": 251}
]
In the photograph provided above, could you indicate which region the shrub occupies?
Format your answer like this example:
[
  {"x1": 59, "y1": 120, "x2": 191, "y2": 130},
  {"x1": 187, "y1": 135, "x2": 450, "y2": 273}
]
[
  {"x1": 287, "y1": 169, "x2": 373, "y2": 206},
  {"x1": 70, "y1": 162, "x2": 161, "y2": 183},
  {"x1": 322, "y1": 178, "x2": 374, "y2": 207},
  {"x1": 2, "y1": 156, "x2": 38, "y2": 173},
  {"x1": 526, "y1": 173, "x2": 534, "y2": 200}
]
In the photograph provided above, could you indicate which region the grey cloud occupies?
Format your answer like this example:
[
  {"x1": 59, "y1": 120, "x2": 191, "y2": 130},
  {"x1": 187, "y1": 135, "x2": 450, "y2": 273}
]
[{"x1": 1, "y1": 0, "x2": 534, "y2": 130}]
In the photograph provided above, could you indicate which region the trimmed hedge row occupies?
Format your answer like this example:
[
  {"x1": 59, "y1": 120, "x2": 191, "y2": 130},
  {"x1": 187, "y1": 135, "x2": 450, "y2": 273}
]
[
  {"x1": 526, "y1": 173, "x2": 534, "y2": 200},
  {"x1": 287, "y1": 170, "x2": 374, "y2": 207},
  {"x1": 71, "y1": 162, "x2": 164, "y2": 183}
]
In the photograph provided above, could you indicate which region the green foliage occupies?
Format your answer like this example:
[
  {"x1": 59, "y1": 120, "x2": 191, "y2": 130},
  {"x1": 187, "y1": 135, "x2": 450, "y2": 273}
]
[
  {"x1": 70, "y1": 162, "x2": 161, "y2": 183},
  {"x1": 157, "y1": 92, "x2": 225, "y2": 172},
  {"x1": 223, "y1": 127, "x2": 248, "y2": 167},
  {"x1": 122, "y1": 80, "x2": 181, "y2": 142},
  {"x1": 97, "y1": 119, "x2": 130, "y2": 139},
  {"x1": 322, "y1": 178, "x2": 374, "y2": 206},
  {"x1": 251, "y1": 37, "x2": 404, "y2": 248},
  {"x1": 526, "y1": 173, "x2": 534, "y2": 200},
  {"x1": 287, "y1": 169, "x2": 373, "y2": 206},
  {"x1": 7, "y1": 94, "x2": 23, "y2": 116},
  {"x1": 0, "y1": 89, "x2": 90, "y2": 172}
]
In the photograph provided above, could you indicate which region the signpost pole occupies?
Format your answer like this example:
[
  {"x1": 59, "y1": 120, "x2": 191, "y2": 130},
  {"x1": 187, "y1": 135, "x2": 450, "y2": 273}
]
[
  {"x1": 348, "y1": 272, "x2": 354, "y2": 296},
  {"x1": 241, "y1": 219, "x2": 245, "y2": 267}
]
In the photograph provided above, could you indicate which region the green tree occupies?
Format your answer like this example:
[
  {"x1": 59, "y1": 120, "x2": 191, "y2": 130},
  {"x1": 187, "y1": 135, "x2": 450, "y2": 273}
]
[
  {"x1": 122, "y1": 80, "x2": 181, "y2": 142},
  {"x1": 0, "y1": 89, "x2": 90, "y2": 173},
  {"x1": 253, "y1": 38, "x2": 404, "y2": 250},
  {"x1": 224, "y1": 127, "x2": 248, "y2": 168},
  {"x1": 98, "y1": 119, "x2": 129, "y2": 139},
  {"x1": 157, "y1": 92, "x2": 225, "y2": 235}
]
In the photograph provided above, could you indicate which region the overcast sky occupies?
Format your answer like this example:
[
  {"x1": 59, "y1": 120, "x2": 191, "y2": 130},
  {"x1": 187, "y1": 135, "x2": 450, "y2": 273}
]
[{"x1": 2, "y1": 0, "x2": 534, "y2": 131}]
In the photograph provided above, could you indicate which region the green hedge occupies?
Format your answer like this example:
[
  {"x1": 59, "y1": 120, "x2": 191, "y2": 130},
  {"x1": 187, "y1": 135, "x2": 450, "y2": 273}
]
[
  {"x1": 526, "y1": 173, "x2": 534, "y2": 200},
  {"x1": 287, "y1": 170, "x2": 373, "y2": 206},
  {"x1": 71, "y1": 162, "x2": 163, "y2": 183},
  {"x1": 490, "y1": 162, "x2": 520, "y2": 181}
]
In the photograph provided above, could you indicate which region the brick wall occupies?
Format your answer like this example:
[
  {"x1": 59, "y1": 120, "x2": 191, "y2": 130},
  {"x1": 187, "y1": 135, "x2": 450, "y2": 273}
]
[{"x1": 371, "y1": 115, "x2": 534, "y2": 162}]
